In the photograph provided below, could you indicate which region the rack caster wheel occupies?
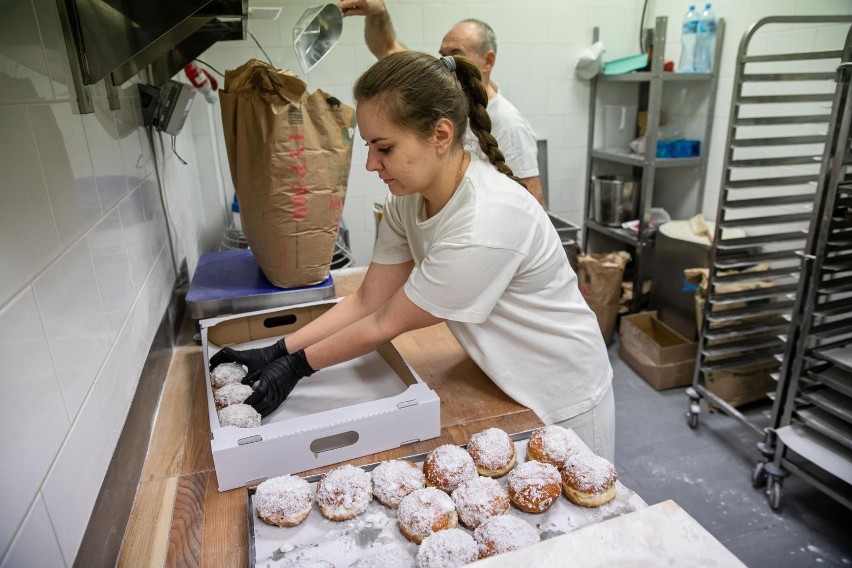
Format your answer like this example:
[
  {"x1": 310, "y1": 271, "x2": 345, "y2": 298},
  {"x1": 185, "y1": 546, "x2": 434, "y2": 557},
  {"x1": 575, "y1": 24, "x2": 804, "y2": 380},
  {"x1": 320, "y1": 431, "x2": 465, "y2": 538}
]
[
  {"x1": 751, "y1": 461, "x2": 767, "y2": 488},
  {"x1": 686, "y1": 410, "x2": 699, "y2": 429},
  {"x1": 685, "y1": 387, "x2": 700, "y2": 429},
  {"x1": 767, "y1": 478, "x2": 782, "y2": 510}
]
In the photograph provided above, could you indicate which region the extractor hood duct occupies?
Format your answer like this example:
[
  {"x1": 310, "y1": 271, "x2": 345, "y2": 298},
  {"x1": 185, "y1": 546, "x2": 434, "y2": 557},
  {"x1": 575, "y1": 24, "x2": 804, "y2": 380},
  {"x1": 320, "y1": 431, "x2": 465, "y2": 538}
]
[{"x1": 56, "y1": 0, "x2": 246, "y2": 113}]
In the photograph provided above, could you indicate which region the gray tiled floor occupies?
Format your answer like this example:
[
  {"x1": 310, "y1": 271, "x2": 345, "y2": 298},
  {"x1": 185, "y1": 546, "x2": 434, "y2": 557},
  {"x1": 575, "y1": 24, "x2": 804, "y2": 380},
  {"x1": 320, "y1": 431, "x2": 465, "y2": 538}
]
[{"x1": 609, "y1": 341, "x2": 852, "y2": 567}]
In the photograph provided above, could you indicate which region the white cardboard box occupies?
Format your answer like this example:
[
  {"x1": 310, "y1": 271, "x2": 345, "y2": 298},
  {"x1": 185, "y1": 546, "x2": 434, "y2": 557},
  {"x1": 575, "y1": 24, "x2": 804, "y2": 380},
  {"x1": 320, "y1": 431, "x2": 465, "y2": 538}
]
[{"x1": 200, "y1": 300, "x2": 441, "y2": 491}]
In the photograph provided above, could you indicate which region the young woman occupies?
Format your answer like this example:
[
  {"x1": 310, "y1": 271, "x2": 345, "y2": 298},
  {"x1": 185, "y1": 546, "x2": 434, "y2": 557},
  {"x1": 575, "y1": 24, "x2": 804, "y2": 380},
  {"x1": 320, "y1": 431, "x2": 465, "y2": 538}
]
[{"x1": 210, "y1": 51, "x2": 615, "y2": 460}]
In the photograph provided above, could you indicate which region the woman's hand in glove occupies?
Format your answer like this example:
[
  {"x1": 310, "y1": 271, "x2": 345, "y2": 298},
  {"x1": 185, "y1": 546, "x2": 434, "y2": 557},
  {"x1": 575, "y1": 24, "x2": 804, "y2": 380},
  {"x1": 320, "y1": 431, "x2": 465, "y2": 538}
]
[
  {"x1": 242, "y1": 350, "x2": 317, "y2": 417},
  {"x1": 208, "y1": 339, "x2": 288, "y2": 374}
]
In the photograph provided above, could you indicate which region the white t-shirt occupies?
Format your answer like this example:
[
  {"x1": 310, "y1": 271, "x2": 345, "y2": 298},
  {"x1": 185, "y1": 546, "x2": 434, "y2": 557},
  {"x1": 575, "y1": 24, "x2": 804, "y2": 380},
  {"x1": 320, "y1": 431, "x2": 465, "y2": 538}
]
[
  {"x1": 372, "y1": 155, "x2": 611, "y2": 424},
  {"x1": 466, "y1": 91, "x2": 539, "y2": 179}
]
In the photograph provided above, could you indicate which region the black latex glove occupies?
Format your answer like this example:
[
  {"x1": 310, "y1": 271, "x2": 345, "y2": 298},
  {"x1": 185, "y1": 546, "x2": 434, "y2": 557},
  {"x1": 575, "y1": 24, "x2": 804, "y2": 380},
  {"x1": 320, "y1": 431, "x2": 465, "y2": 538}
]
[
  {"x1": 208, "y1": 339, "x2": 288, "y2": 374},
  {"x1": 242, "y1": 349, "x2": 316, "y2": 417}
]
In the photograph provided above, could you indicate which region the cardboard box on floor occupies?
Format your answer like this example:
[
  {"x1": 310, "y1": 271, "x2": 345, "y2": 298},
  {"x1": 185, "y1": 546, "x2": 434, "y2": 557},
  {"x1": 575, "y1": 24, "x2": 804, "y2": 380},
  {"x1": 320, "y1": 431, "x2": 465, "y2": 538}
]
[
  {"x1": 619, "y1": 311, "x2": 776, "y2": 406},
  {"x1": 200, "y1": 300, "x2": 441, "y2": 491},
  {"x1": 619, "y1": 311, "x2": 697, "y2": 390},
  {"x1": 704, "y1": 362, "x2": 778, "y2": 409}
]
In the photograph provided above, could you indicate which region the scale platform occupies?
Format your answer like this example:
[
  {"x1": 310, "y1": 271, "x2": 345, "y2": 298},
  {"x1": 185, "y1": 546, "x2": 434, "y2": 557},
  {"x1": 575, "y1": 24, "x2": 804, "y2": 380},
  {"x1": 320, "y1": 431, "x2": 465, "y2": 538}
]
[{"x1": 186, "y1": 249, "x2": 336, "y2": 319}]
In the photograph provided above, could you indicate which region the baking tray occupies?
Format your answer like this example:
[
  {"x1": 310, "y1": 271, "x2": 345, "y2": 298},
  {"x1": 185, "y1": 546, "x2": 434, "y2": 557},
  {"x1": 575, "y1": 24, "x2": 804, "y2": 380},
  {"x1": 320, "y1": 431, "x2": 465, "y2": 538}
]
[{"x1": 246, "y1": 430, "x2": 646, "y2": 567}]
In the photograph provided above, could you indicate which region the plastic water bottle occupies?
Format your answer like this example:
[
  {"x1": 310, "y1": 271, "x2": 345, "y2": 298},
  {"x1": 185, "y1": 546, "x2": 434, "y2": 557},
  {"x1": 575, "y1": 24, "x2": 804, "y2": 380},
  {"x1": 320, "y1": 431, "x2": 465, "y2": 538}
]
[
  {"x1": 694, "y1": 3, "x2": 717, "y2": 73},
  {"x1": 679, "y1": 5, "x2": 699, "y2": 73}
]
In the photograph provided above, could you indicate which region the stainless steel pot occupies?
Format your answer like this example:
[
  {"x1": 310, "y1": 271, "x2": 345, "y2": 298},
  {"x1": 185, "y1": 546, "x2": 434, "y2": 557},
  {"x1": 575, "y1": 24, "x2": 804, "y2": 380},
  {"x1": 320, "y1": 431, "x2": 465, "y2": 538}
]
[{"x1": 591, "y1": 175, "x2": 639, "y2": 226}]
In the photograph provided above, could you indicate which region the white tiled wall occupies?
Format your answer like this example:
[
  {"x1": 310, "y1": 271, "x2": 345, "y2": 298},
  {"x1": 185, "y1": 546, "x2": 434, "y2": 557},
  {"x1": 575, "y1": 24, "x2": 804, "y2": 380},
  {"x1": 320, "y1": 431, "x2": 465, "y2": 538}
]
[
  {"x1": 1, "y1": 0, "x2": 849, "y2": 566},
  {"x1": 0, "y1": 0, "x2": 222, "y2": 565},
  {"x1": 198, "y1": 0, "x2": 851, "y2": 266}
]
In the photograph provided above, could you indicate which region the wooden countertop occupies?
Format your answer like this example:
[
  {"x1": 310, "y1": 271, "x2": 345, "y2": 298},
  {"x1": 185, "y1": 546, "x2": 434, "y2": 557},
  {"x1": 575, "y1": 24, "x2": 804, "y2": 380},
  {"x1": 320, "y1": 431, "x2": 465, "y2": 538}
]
[{"x1": 118, "y1": 268, "x2": 542, "y2": 567}]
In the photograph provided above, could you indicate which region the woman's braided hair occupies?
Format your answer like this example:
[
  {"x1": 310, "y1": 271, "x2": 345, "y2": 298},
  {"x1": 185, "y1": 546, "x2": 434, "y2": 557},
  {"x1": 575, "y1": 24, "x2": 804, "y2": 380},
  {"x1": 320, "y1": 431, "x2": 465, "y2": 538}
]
[{"x1": 353, "y1": 51, "x2": 526, "y2": 189}]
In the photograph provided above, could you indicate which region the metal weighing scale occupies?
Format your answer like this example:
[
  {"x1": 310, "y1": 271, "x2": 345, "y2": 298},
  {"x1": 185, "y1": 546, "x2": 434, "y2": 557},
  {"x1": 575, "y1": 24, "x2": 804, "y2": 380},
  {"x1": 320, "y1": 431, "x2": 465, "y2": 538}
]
[{"x1": 186, "y1": 249, "x2": 336, "y2": 319}]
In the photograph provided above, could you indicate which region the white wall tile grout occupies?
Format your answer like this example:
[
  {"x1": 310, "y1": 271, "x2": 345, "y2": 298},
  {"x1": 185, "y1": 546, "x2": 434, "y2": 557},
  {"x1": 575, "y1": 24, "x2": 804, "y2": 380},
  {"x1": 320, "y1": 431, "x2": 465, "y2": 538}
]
[{"x1": 24, "y1": 104, "x2": 64, "y2": 254}]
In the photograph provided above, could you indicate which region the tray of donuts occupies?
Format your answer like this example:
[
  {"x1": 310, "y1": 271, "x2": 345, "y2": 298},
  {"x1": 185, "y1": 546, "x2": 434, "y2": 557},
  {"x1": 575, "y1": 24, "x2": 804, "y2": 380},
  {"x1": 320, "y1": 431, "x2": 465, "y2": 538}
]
[{"x1": 247, "y1": 425, "x2": 646, "y2": 568}]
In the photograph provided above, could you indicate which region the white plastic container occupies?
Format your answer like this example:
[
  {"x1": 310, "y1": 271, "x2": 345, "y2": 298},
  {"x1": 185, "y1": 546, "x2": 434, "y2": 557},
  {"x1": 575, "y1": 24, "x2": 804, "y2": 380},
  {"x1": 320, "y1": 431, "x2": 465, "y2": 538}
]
[{"x1": 201, "y1": 300, "x2": 441, "y2": 491}]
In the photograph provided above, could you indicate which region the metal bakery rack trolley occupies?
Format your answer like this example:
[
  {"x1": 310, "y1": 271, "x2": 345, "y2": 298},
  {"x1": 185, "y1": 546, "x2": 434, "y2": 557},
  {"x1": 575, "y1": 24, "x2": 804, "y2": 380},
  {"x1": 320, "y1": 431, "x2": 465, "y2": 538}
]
[
  {"x1": 756, "y1": 46, "x2": 852, "y2": 511},
  {"x1": 685, "y1": 16, "x2": 852, "y2": 434},
  {"x1": 685, "y1": 15, "x2": 852, "y2": 511}
]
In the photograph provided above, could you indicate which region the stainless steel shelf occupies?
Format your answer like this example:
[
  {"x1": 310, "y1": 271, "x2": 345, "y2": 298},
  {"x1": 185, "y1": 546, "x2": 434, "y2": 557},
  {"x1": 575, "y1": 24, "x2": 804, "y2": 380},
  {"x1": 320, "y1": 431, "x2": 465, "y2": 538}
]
[
  {"x1": 583, "y1": 16, "x2": 724, "y2": 314},
  {"x1": 598, "y1": 71, "x2": 713, "y2": 83},
  {"x1": 815, "y1": 346, "x2": 852, "y2": 373},
  {"x1": 796, "y1": 407, "x2": 852, "y2": 451},
  {"x1": 584, "y1": 220, "x2": 640, "y2": 246},
  {"x1": 801, "y1": 388, "x2": 852, "y2": 425},
  {"x1": 590, "y1": 148, "x2": 702, "y2": 168},
  {"x1": 808, "y1": 366, "x2": 852, "y2": 398}
]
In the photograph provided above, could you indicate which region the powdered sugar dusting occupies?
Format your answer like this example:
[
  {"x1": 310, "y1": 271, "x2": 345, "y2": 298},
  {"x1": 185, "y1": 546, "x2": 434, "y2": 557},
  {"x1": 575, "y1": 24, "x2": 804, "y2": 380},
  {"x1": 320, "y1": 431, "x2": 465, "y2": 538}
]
[
  {"x1": 210, "y1": 362, "x2": 247, "y2": 388},
  {"x1": 255, "y1": 475, "x2": 312, "y2": 521},
  {"x1": 317, "y1": 465, "x2": 372, "y2": 518},
  {"x1": 562, "y1": 454, "x2": 617, "y2": 493},
  {"x1": 397, "y1": 487, "x2": 457, "y2": 539},
  {"x1": 416, "y1": 528, "x2": 478, "y2": 568},
  {"x1": 451, "y1": 476, "x2": 510, "y2": 528},
  {"x1": 279, "y1": 558, "x2": 334, "y2": 568},
  {"x1": 467, "y1": 428, "x2": 515, "y2": 471},
  {"x1": 424, "y1": 445, "x2": 477, "y2": 491},
  {"x1": 218, "y1": 403, "x2": 261, "y2": 428},
  {"x1": 349, "y1": 548, "x2": 411, "y2": 567},
  {"x1": 372, "y1": 460, "x2": 426, "y2": 508},
  {"x1": 474, "y1": 514, "x2": 540, "y2": 557},
  {"x1": 213, "y1": 383, "x2": 253, "y2": 408}
]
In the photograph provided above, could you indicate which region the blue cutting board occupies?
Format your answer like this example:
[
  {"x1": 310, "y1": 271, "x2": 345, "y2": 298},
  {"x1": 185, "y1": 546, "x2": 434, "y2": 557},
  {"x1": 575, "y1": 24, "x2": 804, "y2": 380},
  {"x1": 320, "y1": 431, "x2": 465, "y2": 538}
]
[{"x1": 186, "y1": 249, "x2": 335, "y2": 319}]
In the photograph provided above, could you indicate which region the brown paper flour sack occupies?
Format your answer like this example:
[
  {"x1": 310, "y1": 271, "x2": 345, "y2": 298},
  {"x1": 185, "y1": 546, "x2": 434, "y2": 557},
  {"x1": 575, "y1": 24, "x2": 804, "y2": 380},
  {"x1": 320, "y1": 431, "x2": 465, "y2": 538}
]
[
  {"x1": 220, "y1": 59, "x2": 356, "y2": 288},
  {"x1": 577, "y1": 251, "x2": 631, "y2": 344}
]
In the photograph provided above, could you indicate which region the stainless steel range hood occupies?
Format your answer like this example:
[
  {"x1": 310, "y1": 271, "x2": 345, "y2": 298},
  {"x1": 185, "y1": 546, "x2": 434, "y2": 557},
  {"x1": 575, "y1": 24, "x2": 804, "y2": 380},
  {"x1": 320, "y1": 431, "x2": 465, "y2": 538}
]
[{"x1": 56, "y1": 0, "x2": 246, "y2": 113}]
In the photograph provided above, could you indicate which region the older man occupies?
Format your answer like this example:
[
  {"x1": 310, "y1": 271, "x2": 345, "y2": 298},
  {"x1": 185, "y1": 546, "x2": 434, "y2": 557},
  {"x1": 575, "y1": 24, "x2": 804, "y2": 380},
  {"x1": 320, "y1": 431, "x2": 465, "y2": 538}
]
[{"x1": 338, "y1": 0, "x2": 545, "y2": 206}]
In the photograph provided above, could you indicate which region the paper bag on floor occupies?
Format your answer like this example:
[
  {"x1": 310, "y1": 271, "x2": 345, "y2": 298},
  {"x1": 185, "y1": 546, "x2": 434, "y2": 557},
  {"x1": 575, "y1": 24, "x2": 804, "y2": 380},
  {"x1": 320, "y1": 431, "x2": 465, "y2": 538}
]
[
  {"x1": 577, "y1": 251, "x2": 631, "y2": 344},
  {"x1": 220, "y1": 59, "x2": 356, "y2": 288}
]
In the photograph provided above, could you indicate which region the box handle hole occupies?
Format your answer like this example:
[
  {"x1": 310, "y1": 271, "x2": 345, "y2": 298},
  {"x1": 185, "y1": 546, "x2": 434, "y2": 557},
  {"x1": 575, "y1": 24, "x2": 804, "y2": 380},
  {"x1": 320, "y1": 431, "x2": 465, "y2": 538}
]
[
  {"x1": 264, "y1": 314, "x2": 297, "y2": 328},
  {"x1": 310, "y1": 431, "x2": 359, "y2": 454}
]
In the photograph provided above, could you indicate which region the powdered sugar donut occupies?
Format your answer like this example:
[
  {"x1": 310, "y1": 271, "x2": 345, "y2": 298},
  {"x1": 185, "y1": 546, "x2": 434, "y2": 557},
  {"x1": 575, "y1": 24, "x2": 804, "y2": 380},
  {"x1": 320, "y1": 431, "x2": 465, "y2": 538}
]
[
  {"x1": 397, "y1": 487, "x2": 458, "y2": 544},
  {"x1": 416, "y1": 528, "x2": 479, "y2": 568},
  {"x1": 467, "y1": 428, "x2": 517, "y2": 477},
  {"x1": 473, "y1": 514, "x2": 540, "y2": 558},
  {"x1": 526, "y1": 425, "x2": 584, "y2": 468},
  {"x1": 451, "y1": 476, "x2": 510, "y2": 529},
  {"x1": 561, "y1": 453, "x2": 618, "y2": 507},
  {"x1": 316, "y1": 464, "x2": 372, "y2": 521},
  {"x1": 210, "y1": 362, "x2": 247, "y2": 389},
  {"x1": 371, "y1": 459, "x2": 426, "y2": 509},
  {"x1": 507, "y1": 460, "x2": 562, "y2": 513},
  {"x1": 218, "y1": 403, "x2": 261, "y2": 428},
  {"x1": 254, "y1": 475, "x2": 312, "y2": 527},
  {"x1": 213, "y1": 383, "x2": 253, "y2": 409},
  {"x1": 423, "y1": 444, "x2": 477, "y2": 493}
]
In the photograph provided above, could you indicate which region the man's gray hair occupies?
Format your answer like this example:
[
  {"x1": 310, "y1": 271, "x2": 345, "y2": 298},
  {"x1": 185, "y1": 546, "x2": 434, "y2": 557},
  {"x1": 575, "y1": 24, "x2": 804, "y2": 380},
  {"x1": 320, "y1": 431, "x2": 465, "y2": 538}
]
[{"x1": 459, "y1": 18, "x2": 497, "y2": 55}]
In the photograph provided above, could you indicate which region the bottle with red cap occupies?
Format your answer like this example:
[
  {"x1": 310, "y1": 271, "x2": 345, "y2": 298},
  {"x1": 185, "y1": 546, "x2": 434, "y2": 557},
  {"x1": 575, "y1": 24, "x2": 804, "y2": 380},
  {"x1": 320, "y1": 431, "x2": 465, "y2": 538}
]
[{"x1": 184, "y1": 62, "x2": 218, "y2": 104}]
